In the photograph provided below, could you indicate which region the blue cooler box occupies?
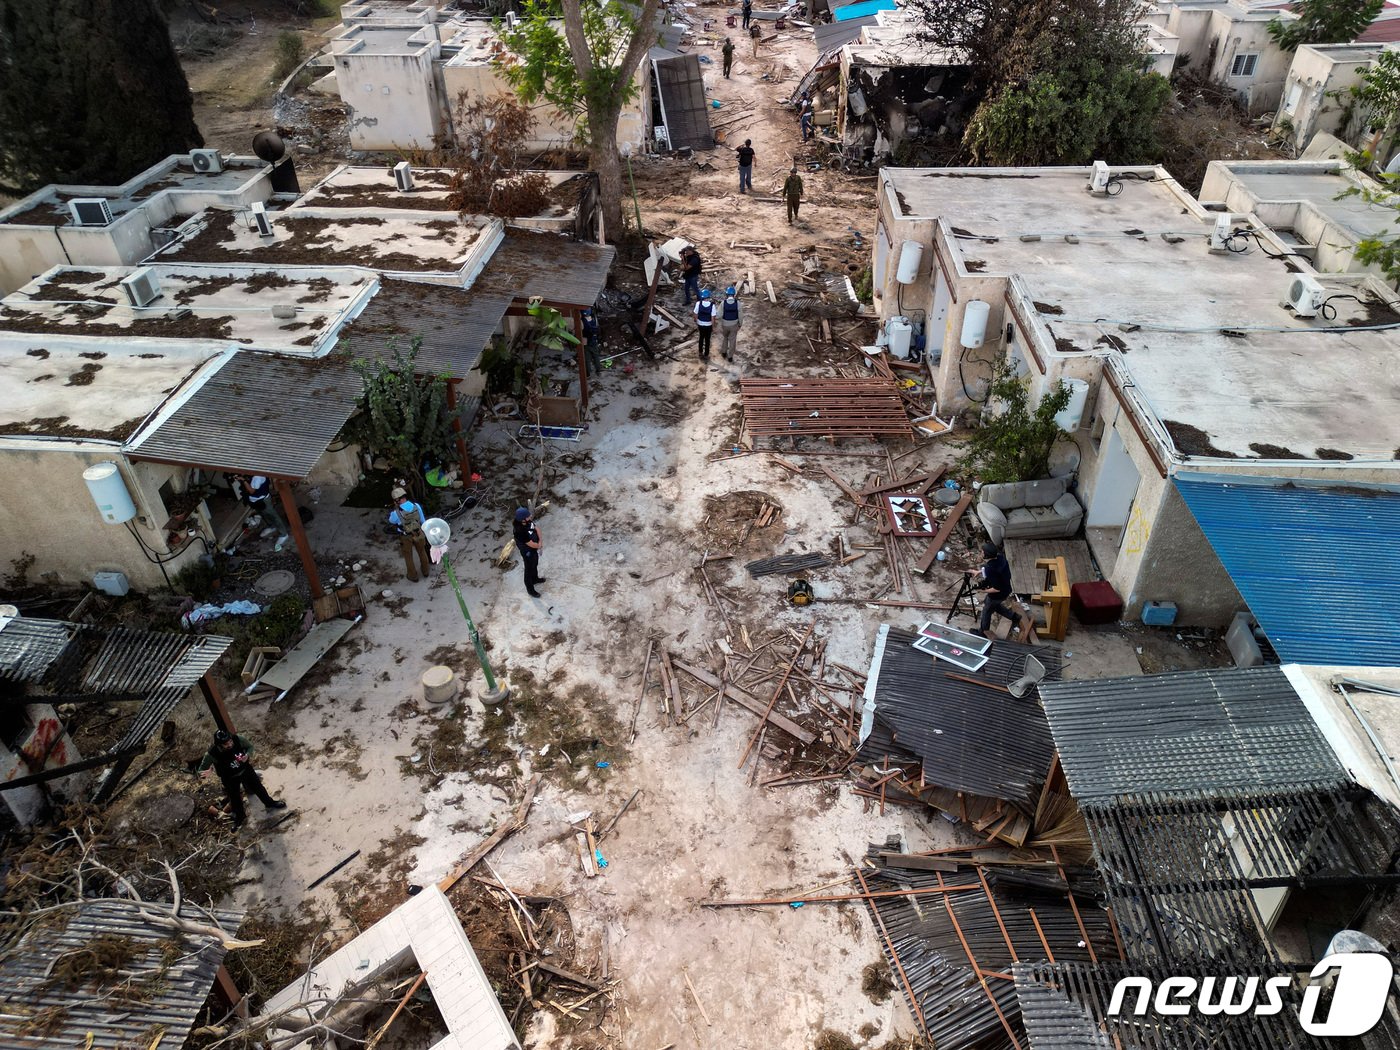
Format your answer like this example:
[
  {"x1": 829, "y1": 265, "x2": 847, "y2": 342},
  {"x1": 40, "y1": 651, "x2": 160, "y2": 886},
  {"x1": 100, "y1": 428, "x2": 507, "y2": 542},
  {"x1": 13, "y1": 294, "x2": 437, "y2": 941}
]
[{"x1": 1142, "y1": 601, "x2": 1178, "y2": 626}]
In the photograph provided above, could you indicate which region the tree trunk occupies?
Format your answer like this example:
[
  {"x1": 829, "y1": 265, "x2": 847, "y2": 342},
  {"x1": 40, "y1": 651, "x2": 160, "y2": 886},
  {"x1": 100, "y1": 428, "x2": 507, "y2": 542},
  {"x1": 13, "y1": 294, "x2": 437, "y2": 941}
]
[{"x1": 589, "y1": 102, "x2": 628, "y2": 242}]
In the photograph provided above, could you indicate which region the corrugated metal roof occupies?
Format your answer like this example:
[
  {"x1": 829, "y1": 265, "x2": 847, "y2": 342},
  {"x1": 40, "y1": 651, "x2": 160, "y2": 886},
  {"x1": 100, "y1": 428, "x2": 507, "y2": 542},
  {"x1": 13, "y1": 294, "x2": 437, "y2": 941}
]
[
  {"x1": 1039, "y1": 666, "x2": 1346, "y2": 802},
  {"x1": 860, "y1": 625, "x2": 1060, "y2": 806},
  {"x1": 0, "y1": 617, "x2": 232, "y2": 795},
  {"x1": 475, "y1": 228, "x2": 615, "y2": 307},
  {"x1": 0, "y1": 899, "x2": 244, "y2": 1050},
  {"x1": 1175, "y1": 473, "x2": 1400, "y2": 666},
  {"x1": 126, "y1": 351, "x2": 364, "y2": 479},
  {"x1": 653, "y1": 52, "x2": 715, "y2": 150},
  {"x1": 814, "y1": 17, "x2": 874, "y2": 50},
  {"x1": 336, "y1": 278, "x2": 512, "y2": 379}
]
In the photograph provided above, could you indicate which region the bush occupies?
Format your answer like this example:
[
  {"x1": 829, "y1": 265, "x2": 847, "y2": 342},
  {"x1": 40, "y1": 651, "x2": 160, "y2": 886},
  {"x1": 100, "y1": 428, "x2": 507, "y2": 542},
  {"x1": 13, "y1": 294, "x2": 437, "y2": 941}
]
[
  {"x1": 210, "y1": 592, "x2": 308, "y2": 670},
  {"x1": 272, "y1": 32, "x2": 305, "y2": 82}
]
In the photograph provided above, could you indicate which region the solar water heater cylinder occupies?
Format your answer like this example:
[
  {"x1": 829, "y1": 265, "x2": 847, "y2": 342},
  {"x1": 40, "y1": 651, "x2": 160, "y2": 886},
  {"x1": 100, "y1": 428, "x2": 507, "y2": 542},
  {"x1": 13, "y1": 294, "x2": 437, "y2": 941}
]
[{"x1": 83, "y1": 462, "x2": 137, "y2": 524}]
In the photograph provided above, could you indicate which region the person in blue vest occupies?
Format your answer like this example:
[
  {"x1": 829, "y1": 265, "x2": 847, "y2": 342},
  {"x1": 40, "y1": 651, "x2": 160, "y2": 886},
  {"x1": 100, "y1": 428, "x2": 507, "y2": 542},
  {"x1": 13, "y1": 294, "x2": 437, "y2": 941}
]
[
  {"x1": 693, "y1": 289, "x2": 715, "y2": 360},
  {"x1": 718, "y1": 285, "x2": 742, "y2": 361},
  {"x1": 388, "y1": 486, "x2": 431, "y2": 582},
  {"x1": 581, "y1": 307, "x2": 602, "y2": 375}
]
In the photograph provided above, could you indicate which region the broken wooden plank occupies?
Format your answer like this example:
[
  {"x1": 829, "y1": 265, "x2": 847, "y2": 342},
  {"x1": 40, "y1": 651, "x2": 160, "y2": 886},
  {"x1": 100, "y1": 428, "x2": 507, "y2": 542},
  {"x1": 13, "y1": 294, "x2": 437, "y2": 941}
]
[
  {"x1": 536, "y1": 961, "x2": 602, "y2": 991},
  {"x1": 439, "y1": 775, "x2": 541, "y2": 892},
  {"x1": 739, "y1": 623, "x2": 815, "y2": 769},
  {"x1": 819, "y1": 465, "x2": 865, "y2": 506},
  {"x1": 671, "y1": 661, "x2": 816, "y2": 744},
  {"x1": 878, "y1": 852, "x2": 960, "y2": 872},
  {"x1": 858, "y1": 466, "x2": 944, "y2": 499},
  {"x1": 766, "y1": 280, "x2": 777, "y2": 303},
  {"x1": 915, "y1": 491, "x2": 973, "y2": 574}
]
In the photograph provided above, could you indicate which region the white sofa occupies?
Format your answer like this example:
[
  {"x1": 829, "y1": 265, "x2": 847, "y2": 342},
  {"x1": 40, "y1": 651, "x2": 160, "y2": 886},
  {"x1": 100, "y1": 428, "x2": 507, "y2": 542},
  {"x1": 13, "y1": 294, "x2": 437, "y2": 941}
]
[{"x1": 977, "y1": 476, "x2": 1083, "y2": 545}]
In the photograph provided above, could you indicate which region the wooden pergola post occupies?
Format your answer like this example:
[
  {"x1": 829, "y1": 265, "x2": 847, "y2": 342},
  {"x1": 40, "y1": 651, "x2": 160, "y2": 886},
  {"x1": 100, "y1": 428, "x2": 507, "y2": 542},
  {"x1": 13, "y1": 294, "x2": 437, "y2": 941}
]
[
  {"x1": 198, "y1": 673, "x2": 235, "y2": 735},
  {"x1": 574, "y1": 308, "x2": 589, "y2": 411},
  {"x1": 446, "y1": 379, "x2": 472, "y2": 478},
  {"x1": 275, "y1": 478, "x2": 323, "y2": 599}
]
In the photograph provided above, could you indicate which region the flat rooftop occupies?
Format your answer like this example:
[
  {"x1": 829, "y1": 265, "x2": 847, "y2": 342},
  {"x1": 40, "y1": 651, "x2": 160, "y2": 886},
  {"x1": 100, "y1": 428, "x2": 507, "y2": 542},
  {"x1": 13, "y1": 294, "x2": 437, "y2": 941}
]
[
  {"x1": 0, "y1": 265, "x2": 374, "y2": 354},
  {"x1": 295, "y1": 166, "x2": 590, "y2": 219},
  {"x1": 0, "y1": 158, "x2": 266, "y2": 227},
  {"x1": 442, "y1": 19, "x2": 500, "y2": 63},
  {"x1": 885, "y1": 167, "x2": 1400, "y2": 460},
  {"x1": 0, "y1": 341, "x2": 220, "y2": 442},
  {"x1": 160, "y1": 209, "x2": 500, "y2": 276},
  {"x1": 1221, "y1": 164, "x2": 1400, "y2": 243},
  {"x1": 333, "y1": 24, "x2": 436, "y2": 54}
]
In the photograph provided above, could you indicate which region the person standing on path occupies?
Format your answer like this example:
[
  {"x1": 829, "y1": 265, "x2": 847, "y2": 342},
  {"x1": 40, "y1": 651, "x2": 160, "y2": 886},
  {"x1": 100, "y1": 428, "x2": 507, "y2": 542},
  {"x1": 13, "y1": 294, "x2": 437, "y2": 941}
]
[
  {"x1": 693, "y1": 289, "x2": 715, "y2": 360},
  {"x1": 721, "y1": 37, "x2": 734, "y2": 78},
  {"x1": 784, "y1": 166, "x2": 805, "y2": 225},
  {"x1": 742, "y1": 0, "x2": 752, "y2": 29},
  {"x1": 388, "y1": 486, "x2": 431, "y2": 582},
  {"x1": 514, "y1": 507, "x2": 544, "y2": 598},
  {"x1": 799, "y1": 97, "x2": 814, "y2": 141},
  {"x1": 237, "y1": 474, "x2": 289, "y2": 551},
  {"x1": 736, "y1": 139, "x2": 755, "y2": 194},
  {"x1": 749, "y1": 21, "x2": 761, "y2": 57},
  {"x1": 718, "y1": 285, "x2": 741, "y2": 361},
  {"x1": 199, "y1": 729, "x2": 286, "y2": 830},
  {"x1": 581, "y1": 307, "x2": 602, "y2": 375},
  {"x1": 680, "y1": 245, "x2": 703, "y2": 304}
]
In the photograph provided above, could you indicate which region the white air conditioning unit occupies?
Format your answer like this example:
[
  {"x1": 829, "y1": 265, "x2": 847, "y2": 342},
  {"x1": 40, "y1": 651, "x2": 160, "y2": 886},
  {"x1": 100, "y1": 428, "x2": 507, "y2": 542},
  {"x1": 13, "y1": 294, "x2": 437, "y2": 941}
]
[
  {"x1": 250, "y1": 201, "x2": 274, "y2": 238},
  {"x1": 190, "y1": 148, "x2": 224, "y2": 174},
  {"x1": 1286, "y1": 275, "x2": 1326, "y2": 318},
  {"x1": 1209, "y1": 213, "x2": 1233, "y2": 253},
  {"x1": 1088, "y1": 160, "x2": 1112, "y2": 195},
  {"x1": 505, "y1": 10, "x2": 518, "y2": 27},
  {"x1": 393, "y1": 160, "x2": 414, "y2": 193},
  {"x1": 120, "y1": 267, "x2": 162, "y2": 308},
  {"x1": 69, "y1": 198, "x2": 113, "y2": 227}
]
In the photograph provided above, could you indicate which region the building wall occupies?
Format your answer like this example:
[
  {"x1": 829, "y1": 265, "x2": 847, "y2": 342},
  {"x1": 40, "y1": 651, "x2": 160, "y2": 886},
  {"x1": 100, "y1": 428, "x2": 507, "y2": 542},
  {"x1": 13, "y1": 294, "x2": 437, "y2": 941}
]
[
  {"x1": 0, "y1": 444, "x2": 203, "y2": 592},
  {"x1": 1274, "y1": 46, "x2": 1379, "y2": 154},
  {"x1": 336, "y1": 48, "x2": 447, "y2": 150}
]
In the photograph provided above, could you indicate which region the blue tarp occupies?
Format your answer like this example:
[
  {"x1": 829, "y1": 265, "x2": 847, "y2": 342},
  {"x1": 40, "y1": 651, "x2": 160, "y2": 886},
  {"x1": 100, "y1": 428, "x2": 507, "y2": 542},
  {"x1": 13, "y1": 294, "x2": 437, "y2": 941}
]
[
  {"x1": 834, "y1": 0, "x2": 896, "y2": 21},
  {"x1": 1175, "y1": 473, "x2": 1400, "y2": 667}
]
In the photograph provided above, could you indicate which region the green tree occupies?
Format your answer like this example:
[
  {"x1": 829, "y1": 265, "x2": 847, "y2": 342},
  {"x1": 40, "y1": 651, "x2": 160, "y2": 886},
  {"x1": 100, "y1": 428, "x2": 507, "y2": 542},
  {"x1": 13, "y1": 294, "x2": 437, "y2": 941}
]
[
  {"x1": 0, "y1": 0, "x2": 202, "y2": 193},
  {"x1": 958, "y1": 366, "x2": 1073, "y2": 483},
  {"x1": 347, "y1": 338, "x2": 459, "y2": 497},
  {"x1": 497, "y1": 0, "x2": 661, "y2": 241},
  {"x1": 1268, "y1": 0, "x2": 1383, "y2": 52},
  {"x1": 1348, "y1": 49, "x2": 1400, "y2": 160},
  {"x1": 905, "y1": 0, "x2": 1169, "y2": 166}
]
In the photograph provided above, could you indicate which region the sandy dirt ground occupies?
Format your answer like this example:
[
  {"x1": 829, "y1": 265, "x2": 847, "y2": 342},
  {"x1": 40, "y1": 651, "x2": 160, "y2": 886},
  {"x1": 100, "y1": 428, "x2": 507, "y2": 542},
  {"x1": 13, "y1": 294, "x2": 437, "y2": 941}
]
[{"x1": 133, "y1": 5, "x2": 1233, "y2": 1048}]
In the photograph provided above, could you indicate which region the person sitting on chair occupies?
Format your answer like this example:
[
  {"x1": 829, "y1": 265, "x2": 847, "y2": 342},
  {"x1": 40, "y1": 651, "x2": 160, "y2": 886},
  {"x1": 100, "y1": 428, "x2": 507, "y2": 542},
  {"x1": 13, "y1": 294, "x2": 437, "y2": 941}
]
[{"x1": 972, "y1": 541, "x2": 1025, "y2": 638}]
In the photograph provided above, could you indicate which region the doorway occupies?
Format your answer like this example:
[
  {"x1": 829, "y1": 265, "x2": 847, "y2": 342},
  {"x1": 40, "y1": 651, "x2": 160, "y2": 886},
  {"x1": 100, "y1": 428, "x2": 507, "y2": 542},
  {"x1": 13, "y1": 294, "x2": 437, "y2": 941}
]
[{"x1": 1086, "y1": 426, "x2": 1140, "y2": 571}]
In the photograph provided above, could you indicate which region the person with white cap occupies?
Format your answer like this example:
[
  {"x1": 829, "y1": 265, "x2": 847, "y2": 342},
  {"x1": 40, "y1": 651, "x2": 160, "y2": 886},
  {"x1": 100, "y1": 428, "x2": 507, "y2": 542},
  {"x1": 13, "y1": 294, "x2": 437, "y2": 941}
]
[
  {"x1": 718, "y1": 285, "x2": 742, "y2": 361},
  {"x1": 513, "y1": 506, "x2": 544, "y2": 597},
  {"x1": 388, "y1": 486, "x2": 431, "y2": 581}
]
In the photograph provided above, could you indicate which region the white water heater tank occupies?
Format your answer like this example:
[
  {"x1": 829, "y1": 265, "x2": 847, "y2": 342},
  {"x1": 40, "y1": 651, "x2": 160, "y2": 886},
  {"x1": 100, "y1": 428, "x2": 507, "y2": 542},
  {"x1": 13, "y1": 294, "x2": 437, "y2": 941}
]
[
  {"x1": 960, "y1": 299, "x2": 991, "y2": 349},
  {"x1": 1054, "y1": 378, "x2": 1091, "y2": 432},
  {"x1": 886, "y1": 316, "x2": 913, "y2": 359},
  {"x1": 84, "y1": 462, "x2": 137, "y2": 524},
  {"x1": 896, "y1": 240, "x2": 924, "y2": 284}
]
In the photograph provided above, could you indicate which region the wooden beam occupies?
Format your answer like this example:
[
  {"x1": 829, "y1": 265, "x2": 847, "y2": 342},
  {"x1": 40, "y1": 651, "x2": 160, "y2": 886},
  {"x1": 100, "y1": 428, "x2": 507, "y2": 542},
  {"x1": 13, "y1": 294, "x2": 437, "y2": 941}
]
[
  {"x1": 671, "y1": 661, "x2": 816, "y2": 744},
  {"x1": 439, "y1": 774, "x2": 541, "y2": 892},
  {"x1": 2, "y1": 747, "x2": 142, "y2": 792},
  {"x1": 915, "y1": 491, "x2": 973, "y2": 574},
  {"x1": 573, "y1": 309, "x2": 589, "y2": 412},
  {"x1": 446, "y1": 379, "x2": 472, "y2": 479},
  {"x1": 277, "y1": 478, "x2": 323, "y2": 599},
  {"x1": 199, "y1": 673, "x2": 235, "y2": 735},
  {"x1": 738, "y1": 623, "x2": 814, "y2": 768}
]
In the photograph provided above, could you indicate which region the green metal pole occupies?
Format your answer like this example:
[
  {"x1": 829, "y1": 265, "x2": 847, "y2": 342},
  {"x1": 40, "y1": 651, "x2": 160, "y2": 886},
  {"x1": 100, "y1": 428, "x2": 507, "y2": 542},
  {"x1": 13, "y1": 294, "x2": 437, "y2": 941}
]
[
  {"x1": 441, "y1": 555, "x2": 504, "y2": 698},
  {"x1": 626, "y1": 153, "x2": 643, "y2": 235}
]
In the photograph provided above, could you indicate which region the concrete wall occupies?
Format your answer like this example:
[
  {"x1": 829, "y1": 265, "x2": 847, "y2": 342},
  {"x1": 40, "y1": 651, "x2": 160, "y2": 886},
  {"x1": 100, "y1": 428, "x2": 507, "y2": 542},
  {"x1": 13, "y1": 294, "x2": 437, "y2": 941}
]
[
  {"x1": 0, "y1": 444, "x2": 203, "y2": 592},
  {"x1": 0, "y1": 704, "x2": 87, "y2": 826},
  {"x1": 1274, "y1": 46, "x2": 1378, "y2": 154},
  {"x1": 1206, "y1": 12, "x2": 1290, "y2": 114},
  {"x1": 336, "y1": 46, "x2": 447, "y2": 150},
  {"x1": 1129, "y1": 480, "x2": 1245, "y2": 625}
]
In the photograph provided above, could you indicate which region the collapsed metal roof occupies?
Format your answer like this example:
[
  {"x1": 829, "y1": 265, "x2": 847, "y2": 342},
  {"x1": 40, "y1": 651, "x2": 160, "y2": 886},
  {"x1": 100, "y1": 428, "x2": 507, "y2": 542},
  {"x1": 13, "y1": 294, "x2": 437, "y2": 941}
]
[
  {"x1": 1038, "y1": 666, "x2": 1347, "y2": 803},
  {"x1": 0, "y1": 898, "x2": 244, "y2": 1050},
  {"x1": 860, "y1": 625, "x2": 1060, "y2": 807},
  {"x1": 860, "y1": 843, "x2": 1119, "y2": 1050},
  {"x1": 0, "y1": 617, "x2": 232, "y2": 796},
  {"x1": 475, "y1": 228, "x2": 616, "y2": 308}
]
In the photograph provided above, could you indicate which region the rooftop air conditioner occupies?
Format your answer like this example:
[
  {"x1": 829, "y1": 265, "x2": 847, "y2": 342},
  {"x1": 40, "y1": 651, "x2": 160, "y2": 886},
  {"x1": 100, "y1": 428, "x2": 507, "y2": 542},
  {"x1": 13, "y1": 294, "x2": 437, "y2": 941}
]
[
  {"x1": 120, "y1": 267, "x2": 162, "y2": 308},
  {"x1": 250, "y1": 201, "x2": 274, "y2": 238},
  {"x1": 1088, "y1": 160, "x2": 1112, "y2": 196},
  {"x1": 1286, "y1": 275, "x2": 1326, "y2": 318},
  {"x1": 393, "y1": 160, "x2": 414, "y2": 193},
  {"x1": 1209, "y1": 213, "x2": 1233, "y2": 253},
  {"x1": 505, "y1": 10, "x2": 518, "y2": 27},
  {"x1": 69, "y1": 198, "x2": 113, "y2": 227},
  {"x1": 191, "y1": 148, "x2": 224, "y2": 173}
]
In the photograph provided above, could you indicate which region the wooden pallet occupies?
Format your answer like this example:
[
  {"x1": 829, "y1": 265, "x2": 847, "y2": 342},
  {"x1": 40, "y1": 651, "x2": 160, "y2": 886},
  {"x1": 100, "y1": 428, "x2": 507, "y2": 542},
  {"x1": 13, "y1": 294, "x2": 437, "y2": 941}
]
[{"x1": 739, "y1": 377, "x2": 912, "y2": 438}]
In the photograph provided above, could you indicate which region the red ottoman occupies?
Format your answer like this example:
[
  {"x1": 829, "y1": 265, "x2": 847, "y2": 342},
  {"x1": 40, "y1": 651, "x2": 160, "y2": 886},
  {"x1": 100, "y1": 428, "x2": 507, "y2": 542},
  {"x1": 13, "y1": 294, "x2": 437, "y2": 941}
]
[{"x1": 1071, "y1": 580, "x2": 1123, "y2": 625}]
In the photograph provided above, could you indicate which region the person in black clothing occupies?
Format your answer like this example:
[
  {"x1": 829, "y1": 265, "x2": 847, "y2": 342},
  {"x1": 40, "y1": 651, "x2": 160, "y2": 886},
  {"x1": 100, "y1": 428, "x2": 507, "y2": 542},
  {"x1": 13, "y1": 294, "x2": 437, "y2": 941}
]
[
  {"x1": 742, "y1": 0, "x2": 752, "y2": 29},
  {"x1": 680, "y1": 245, "x2": 703, "y2": 305},
  {"x1": 581, "y1": 307, "x2": 602, "y2": 375},
  {"x1": 736, "y1": 139, "x2": 755, "y2": 193},
  {"x1": 198, "y1": 729, "x2": 286, "y2": 829},
  {"x1": 514, "y1": 506, "x2": 544, "y2": 597},
  {"x1": 973, "y1": 540, "x2": 1024, "y2": 637}
]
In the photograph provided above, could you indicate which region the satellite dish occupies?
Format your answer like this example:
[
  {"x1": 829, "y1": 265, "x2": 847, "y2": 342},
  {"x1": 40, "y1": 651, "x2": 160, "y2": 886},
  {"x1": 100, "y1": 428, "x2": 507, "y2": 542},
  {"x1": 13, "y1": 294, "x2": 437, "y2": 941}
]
[{"x1": 252, "y1": 130, "x2": 287, "y2": 164}]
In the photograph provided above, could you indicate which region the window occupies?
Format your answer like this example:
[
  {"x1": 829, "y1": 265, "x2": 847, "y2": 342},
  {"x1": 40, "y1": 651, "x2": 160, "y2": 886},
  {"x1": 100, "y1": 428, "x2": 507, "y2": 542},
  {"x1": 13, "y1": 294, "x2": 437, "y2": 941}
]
[{"x1": 1230, "y1": 53, "x2": 1259, "y2": 78}]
